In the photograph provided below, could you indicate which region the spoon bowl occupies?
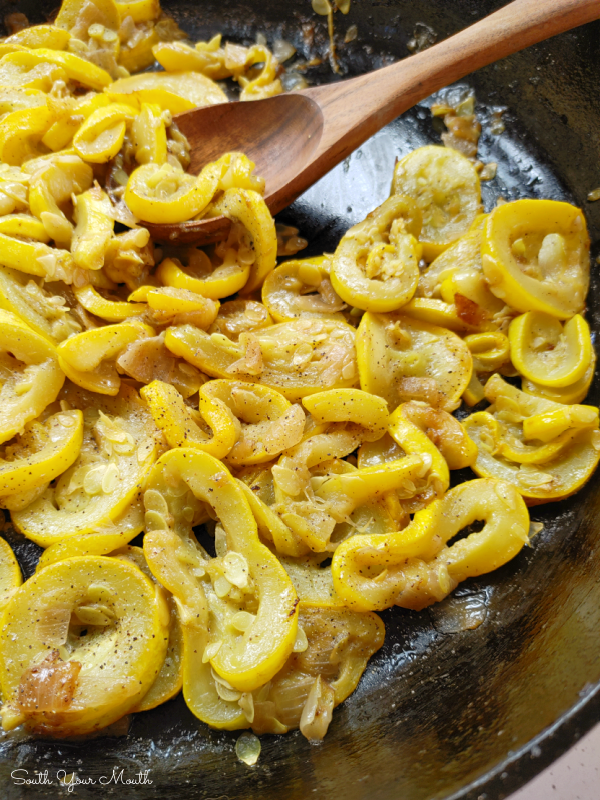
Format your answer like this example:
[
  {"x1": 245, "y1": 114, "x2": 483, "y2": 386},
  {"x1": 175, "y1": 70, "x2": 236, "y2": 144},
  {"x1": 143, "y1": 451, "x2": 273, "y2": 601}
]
[{"x1": 147, "y1": 94, "x2": 324, "y2": 245}]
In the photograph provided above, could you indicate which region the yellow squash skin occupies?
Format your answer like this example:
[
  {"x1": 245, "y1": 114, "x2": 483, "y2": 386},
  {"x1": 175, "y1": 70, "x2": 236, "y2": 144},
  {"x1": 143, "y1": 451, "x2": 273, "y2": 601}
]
[
  {"x1": 0, "y1": 536, "x2": 21, "y2": 611},
  {"x1": 0, "y1": 310, "x2": 65, "y2": 444},
  {"x1": 509, "y1": 311, "x2": 592, "y2": 388},
  {"x1": 73, "y1": 105, "x2": 134, "y2": 163},
  {"x1": 332, "y1": 478, "x2": 530, "y2": 611},
  {"x1": 262, "y1": 256, "x2": 346, "y2": 323},
  {"x1": 12, "y1": 385, "x2": 159, "y2": 546},
  {"x1": 0, "y1": 410, "x2": 83, "y2": 500},
  {"x1": 463, "y1": 374, "x2": 600, "y2": 504},
  {"x1": 4, "y1": 49, "x2": 112, "y2": 91},
  {"x1": 132, "y1": 595, "x2": 183, "y2": 712},
  {"x1": 331, "y1": 195, "x2": 421, "y2": 313},
  {"x1": 390, "y1": 400, "x2": 477, "y2": 471},
  {"x1": 356, "y1": 311, "x2": 472, "y2": 412},
  {"x1": 143, "y1": 448, "x2": 299, "y2": 693},
  {"x1": 303, "y1": 389, "x2": 389, "y2": 442},
  {"x1": 166, "y1": 318, "x2": 358, "y2": 401},
  {"x1": 481, "y1": 199, "x2": 589, "y2": 319},
  {"x1": 391, "y1": 145, "x2": 481, "y2": 261},
  {"x1": 141, "y1": 378, "x2": 237, "y2": 459},
  {"x1": 157, "y1": 255, "x2": 250, "y2": 301},
  {"x1": 74, "y1": 283, "x2": 147, "y2": 322},
  {"x1": 521, "y1": 348, "x2": 596, "y2": 405},
  {"x1": 108, "y1": 70, "x2": 227, "y2": 109},
  {"x1": 212, "y1": 188, "x2": 277, "y2": 294},
  {"x1": 125, "y1": 161, "x2": 220, "y2": 224},
  {"x1": 35, "y1": 499, "x2": 145, "y2": 571},
  {"x1": 110, "y1": 545, "x2": 184, "y2": 714},
  {"x1": 57, "y1": 321, "x2": 154, "y2": 395},
  {"x1": 0, "y1": 556, "x2": 168, "y2": 735},
  {"x1": 201, "y1": 379, "x2": 305, "y2": 466}
]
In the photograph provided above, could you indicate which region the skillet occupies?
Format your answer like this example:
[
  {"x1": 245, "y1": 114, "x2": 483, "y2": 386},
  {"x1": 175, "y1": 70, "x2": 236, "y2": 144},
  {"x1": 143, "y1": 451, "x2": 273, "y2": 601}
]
[{"x1": 1, "y1": 1, "x2": 600, "y2": 798}]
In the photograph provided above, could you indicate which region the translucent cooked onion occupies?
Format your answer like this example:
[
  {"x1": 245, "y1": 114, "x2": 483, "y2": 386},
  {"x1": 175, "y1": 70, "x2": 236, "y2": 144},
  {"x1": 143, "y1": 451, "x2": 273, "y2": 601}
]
[
  {"x1": 272, "y1": 674, "x2": 315, "y2": 727},
  {"x1": 529, "y1": 521, "x2": 544, "y2": 538},
  {"x1": 429, "y1": 592, "x2": 488, "y2": 634},
  {"x1": 227, "y1": 403, "x2": 306, "y2": 465},
  {"x1": 396, "y1": 377, "x2": 444, "y2": 408},
  {"x1": 15, "y1": 650, "x2": 82, "y2": 715},
  {"x1": 274, "y1": 429, "x2": 362, "y2": 497},
  {"x1": 238, "y1": 691, "x2": 254, "y2": 723},
  {"x1": 117, "y1": 332, "x2": 203, "y2": 398},
  {"x1": 296, "y1": 638, "x2": 340, "y2": 678},
  {"x1": 293, "y1": 626, "x2": 309, "y2": 653},
  {"x1": 251, "y1": 699, "x2": 286, "y2": 735},
  {"x1": 226, "y1": 334, "x2": 264, "y2": 376},
  {"x1": 295, "y1": 279, "x2": 346, "y2": 314},
  {"x1": 299, "y1": 675, "x2": 335, "y2": 741},
  {"x1": 208, "y1": 300, "x2": 271, "y2": 342}
]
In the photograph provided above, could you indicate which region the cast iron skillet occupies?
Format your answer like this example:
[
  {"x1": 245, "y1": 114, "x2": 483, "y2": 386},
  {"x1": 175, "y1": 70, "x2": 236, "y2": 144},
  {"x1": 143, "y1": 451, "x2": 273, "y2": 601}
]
[{"x1": 1, "y1": 2, "x2": 600, "y2": 798}]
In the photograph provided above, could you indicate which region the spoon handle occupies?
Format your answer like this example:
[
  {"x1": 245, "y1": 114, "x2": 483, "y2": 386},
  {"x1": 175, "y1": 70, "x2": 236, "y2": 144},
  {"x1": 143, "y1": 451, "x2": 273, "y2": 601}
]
[{"x1": 304, "y1": 0, "x2": 600, "y2": 171}]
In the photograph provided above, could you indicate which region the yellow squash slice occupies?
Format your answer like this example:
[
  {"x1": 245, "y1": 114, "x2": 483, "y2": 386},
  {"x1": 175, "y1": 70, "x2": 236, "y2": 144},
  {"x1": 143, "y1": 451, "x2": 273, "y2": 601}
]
[{"x1": 0, "y1": 556, "x2": 168, "y2": 735}]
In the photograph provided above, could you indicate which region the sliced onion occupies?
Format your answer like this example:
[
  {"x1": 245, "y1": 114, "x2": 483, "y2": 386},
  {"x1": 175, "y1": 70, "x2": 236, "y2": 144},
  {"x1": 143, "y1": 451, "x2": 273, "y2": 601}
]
[
  {"x1": 16, "y1": 651, "x2": 82, "y2": 714},
  {"x1": 299, "y1": 675, "x2": 335, "y2": 741}
]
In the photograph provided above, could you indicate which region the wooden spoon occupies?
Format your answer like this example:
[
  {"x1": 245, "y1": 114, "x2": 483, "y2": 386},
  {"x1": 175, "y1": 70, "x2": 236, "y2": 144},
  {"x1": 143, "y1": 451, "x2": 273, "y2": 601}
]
[{"x1": 146, "y1": 0, "x2": 600, "y2": 245}]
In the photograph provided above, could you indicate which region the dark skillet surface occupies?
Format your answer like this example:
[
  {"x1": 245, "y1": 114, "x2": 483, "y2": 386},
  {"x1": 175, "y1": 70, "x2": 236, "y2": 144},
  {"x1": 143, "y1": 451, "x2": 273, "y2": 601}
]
[{"x1": 1, "y1": 2, "x2": 600, "y2": 799}]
